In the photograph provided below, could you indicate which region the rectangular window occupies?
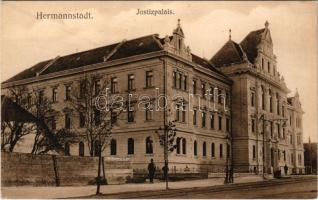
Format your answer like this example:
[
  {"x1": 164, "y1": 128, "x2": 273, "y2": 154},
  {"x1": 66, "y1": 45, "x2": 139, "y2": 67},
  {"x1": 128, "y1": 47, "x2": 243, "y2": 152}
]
[
  {"x1": 192, "y1": 80, "x2": 197, "y2": 94},
  {"x1": 128, "y1": 105, "x2": 134, "y2": 122},
  {"x1": 201, "y1": 112, "x2": 206, "y2": 128},
  {"x1": 176, "y1": 104, "x2": 180, "y2": 121},
  {"x1": 220, "y1": 144, "x2": 223, "y2": 158},
  {"x1": 173, "y1": 71, "x2": 177, "y2": 88},
  {"x1": 251, "y1": 118, "x2": 255, "y2": 133},
  {"x1": 184, "y1": 75, "x2": 187, "y2": 90},
  {"x1": 145, "y1": 103, "x2": 153, "y2": 121},
  {"x1": 226, "y1": 118, "x2": 230, "y2": 132},
  {"x1": 128, "y1": 74, "x2": 135, "y2": 91},
  {"x1": 270, "y1": 122, "x2": 273, "y2": 138},
  {"x1": 111, "y1": 77, "x2": 118, "y2": 93},
  {"x1": 193, "y1": 109, "x2": 197, "y2": 125},
  {"x1": 145, "y1": 71, "x2": 153, "y2": 88},
  {"x1": 79, "y1": 81, "x2": 86, "y2": 98},
  {"x1": 210, "y1": 113, "x2": 214, "y2": 129},
  {"x1": 94, "y1": 79, "x2": 101, "y2": 96},
  {"x1": 268, "y1": 61, "x2": 271, "y2": 73},
  {"x1": 261, "y1": 58, "x2": 264, "y2": 70},
  {"x1": 182, "y1": 105, "x2": 186, "y2": 122},
  {"x1": 65, "y1": 86, "x2": 71, "y2": 101},
  {"x1": 201, "y1": 82, "x2": 206, "y2": 98},
  {"x1": 27, "y1": 93, "x2": 32, "y2": 106},
  {"x1": 94, "y1": 110, "x2": 101, "y2": 126},
  {"x1": 38, "y1": 90, "x2": 44, "y2": 104},
  {"x1": 218, "y1": 116, "x2": 222, "y2": 131},
  {"x1": 52, "y1": 88, "x2": 58, "y2": 103},
  {"x1": 253, "y1": 145, "x2": 256, "y2": 159},
  {"x1": 178, "y1": 73, "x2": 182, "y2": 89},
  {"x1": 65, "y1": 113, "x2": 71, "y2": 129},
  {"x1": 51, "y1": 117, "x2": 56, "y2": 130},
  {"x1": 218, "y1": 89, "x2": 223, "y2": 104},
  {"x1": 277, "y1": 123, "x2": 281, "y2": 138},
  {"x1": 251, "y1": 91, "x2": 255, "y2": 107},
  {"x1": 79, "y1": 112, "x2": 85, "y2": 128}
]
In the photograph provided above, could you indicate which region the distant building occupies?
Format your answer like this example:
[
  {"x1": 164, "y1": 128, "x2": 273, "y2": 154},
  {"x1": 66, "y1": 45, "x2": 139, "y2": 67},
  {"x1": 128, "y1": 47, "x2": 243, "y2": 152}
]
[{"x1": 304, "y1": 139, "x2": 317, "y2": 174}]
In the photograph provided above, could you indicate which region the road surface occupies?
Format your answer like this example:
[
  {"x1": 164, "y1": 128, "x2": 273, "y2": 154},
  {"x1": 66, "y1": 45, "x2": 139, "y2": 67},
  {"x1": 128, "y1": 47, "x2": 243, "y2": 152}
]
[{"x1": 86, "y1": 177, "x2": 317, "y2": 199}]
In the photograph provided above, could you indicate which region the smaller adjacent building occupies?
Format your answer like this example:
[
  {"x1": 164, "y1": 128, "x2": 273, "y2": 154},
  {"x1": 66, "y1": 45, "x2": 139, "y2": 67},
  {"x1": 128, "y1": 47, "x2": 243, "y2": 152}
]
[{"x1": 304, "y1": 139, "x2": 317, "y2": 174}]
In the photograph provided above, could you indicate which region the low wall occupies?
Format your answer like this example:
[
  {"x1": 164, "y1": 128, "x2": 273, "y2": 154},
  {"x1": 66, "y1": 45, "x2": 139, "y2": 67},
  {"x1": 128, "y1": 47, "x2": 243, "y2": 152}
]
[{"x1": 1, "y1": 152, "x2": 132, "y2": 186}]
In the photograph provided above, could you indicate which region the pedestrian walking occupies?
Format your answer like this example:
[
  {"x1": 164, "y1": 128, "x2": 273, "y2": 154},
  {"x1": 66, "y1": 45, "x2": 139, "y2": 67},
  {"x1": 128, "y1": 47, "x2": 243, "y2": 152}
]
[
  {"x1": 284, "y1": 164, "x2": 288, "y2": 175},
  {"x1": 148, "y1": 159, "x2": 156, "y2": 183},
  {"x1": 162, "y1": 160, "x2": 169, "y2": 180}
]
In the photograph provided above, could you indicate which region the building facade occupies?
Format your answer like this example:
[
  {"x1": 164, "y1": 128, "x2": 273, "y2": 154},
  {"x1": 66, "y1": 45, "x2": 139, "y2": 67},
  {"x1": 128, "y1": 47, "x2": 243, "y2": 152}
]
[
  {"x1": 2, "y1": 20, "x2": 304, "y2": 174},
  {"x1": 211, "y1": 21, "x2": 305, "y2": 174}
]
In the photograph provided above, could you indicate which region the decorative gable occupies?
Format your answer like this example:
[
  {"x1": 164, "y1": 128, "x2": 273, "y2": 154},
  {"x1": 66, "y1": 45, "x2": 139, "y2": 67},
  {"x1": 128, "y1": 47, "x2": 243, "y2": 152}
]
[{"x1": 162, "y1": 19, "x2": 192, "y2": 61}]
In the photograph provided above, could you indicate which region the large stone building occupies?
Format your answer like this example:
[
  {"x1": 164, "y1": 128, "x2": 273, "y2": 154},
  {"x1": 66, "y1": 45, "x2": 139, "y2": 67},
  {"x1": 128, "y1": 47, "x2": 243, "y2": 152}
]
[
  {"x1": 211, "y1": 21, "x2": 304, "y2": 174},
  {"x1": 1, "y1": 20, "x2": 304, "y2": 175}
]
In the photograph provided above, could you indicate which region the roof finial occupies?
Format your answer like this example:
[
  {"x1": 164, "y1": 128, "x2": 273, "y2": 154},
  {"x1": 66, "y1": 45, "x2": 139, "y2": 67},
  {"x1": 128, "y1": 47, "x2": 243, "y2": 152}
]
[
  {"x1": 229, "y1": 29, "x2": 232, "y2": 40},
  {"x1": 265, "y1": 21, "x2": 269, "y2": 29},
  {"x1": 178, "y1": 19, "x2": 181, "y2": 27}
]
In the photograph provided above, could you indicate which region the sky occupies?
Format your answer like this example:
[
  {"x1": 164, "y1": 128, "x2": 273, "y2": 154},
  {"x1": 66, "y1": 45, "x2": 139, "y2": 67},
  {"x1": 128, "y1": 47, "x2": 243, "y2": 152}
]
[{"x1": 1, "y1": 1, "x2": 317, "y2": 142}]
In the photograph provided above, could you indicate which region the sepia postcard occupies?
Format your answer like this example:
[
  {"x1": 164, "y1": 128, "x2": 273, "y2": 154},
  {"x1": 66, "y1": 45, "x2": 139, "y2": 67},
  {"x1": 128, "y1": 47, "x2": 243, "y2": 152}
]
[{"x1": 0, "y1": 1, "x2": 317, "y2": 199}]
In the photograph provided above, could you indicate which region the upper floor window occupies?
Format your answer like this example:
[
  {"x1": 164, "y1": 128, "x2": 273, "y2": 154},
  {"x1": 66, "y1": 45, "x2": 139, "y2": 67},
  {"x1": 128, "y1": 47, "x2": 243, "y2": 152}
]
[
  {"x1": 128, "y1": 74, "x2": 135, "y2": 91},
  {"x1": 251, "y1": 118, "x2": 256, "y2": 133},
  {"x1": 183, "y1": 75, "x2": 187, "y2": 91},
  {"x1": 261, "y1": 86, "x2": 265, "y2": 110},
  {"x1": 210, "y1": 113, "x2": 214, "y2": 129},
  {"x1": 52, "y1": 88, "x2": 58, "y2": 103},
  {"x1": 145, "y1": 71, "x2": 153, "y2": 88},
  {"x1": 128, "y1": 105, "x2": 134, "y2": 122},
  {"x1": 218, "y1": 89, "x2": 223, "y2": 104},
  {"x1": 253, "y1": 145, "x2": 256, "y2": 159},
  {"x1": 79, "y1": 112, "x2": 85, "y2": 128},
  {"x1": 94, "y1": 79, "x2": 101, "y2": 96},
  {"x1": 251, "y1": 91, "x2": 255, "y2": 107},
  {"x1": 65, "y1": 113, "x2": 71, "y2": 129},
  {"x1": 193, "y1": 109, "x2": 197, "y2": 125},
  {"x1": 65, "y1": 86, "x2": 71, "y2": 101},
  {"x1": 111, "y1": 77, "x2": 118, "y2": 93},
  {"x1": 276, "y1": 93, "x2": 280, "y2": 115},
  {"x1": 201, "y1": 112, "x2": 206, "y2": 128},
  {"x1": 269, "y1": 90, "x2": 273, "y2": 113},
  {"x1": 218, "y1": 115, "x2": 222, "y2": 131},
  {"x1": 79, "y1": 81, "x2": 86, "y2": 98},
  {"x1": 261, "y1": 58, "x2": 264, "y2": 70},
  {"x1": 178, "y1": 73, "x2": 182, "y2": 89},
  {"x1": 267, "y1": 61, "x2": 271, "y2": 73},
  {"x1": 38, "y1": 90, "x2": 44, "y2": 104},
  {"x1": 201, "y1": 82, "x2": 206, "y2": 98},
  {"x1": 194, "y1": 140, "x2": 197, "y2": 156},
  {"x1": 181, "y1": 105, "x2": 186, "y2": 122},
  {"x1": 145, "y1": 103, "x2": 154, "y2": 121},
  {"x1": 226, "y1": 118, "x2": 230, "y2": 132},
  {"x1": 173, "y1": 71, "x2": 177, "y2": 88},
  {"x1": 192, "y1": 80, "x2": 197, "y2": 94}
]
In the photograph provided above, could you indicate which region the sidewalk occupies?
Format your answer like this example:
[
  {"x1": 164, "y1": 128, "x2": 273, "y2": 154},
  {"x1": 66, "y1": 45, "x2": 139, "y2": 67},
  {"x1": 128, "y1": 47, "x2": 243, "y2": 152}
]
[{"x1": 1, "y1": 176, "x2": 263, "y2": 199}]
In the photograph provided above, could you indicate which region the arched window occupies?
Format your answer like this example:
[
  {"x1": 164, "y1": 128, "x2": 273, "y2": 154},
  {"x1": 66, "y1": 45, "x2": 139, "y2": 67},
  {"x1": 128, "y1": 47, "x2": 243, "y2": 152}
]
[
  {"x1": 211, "y1": 143, "x2": 215, "y2": 157},
  {"x1": 94, "y1": 140, "x2": 100, "y2": 156},
  {"x1": 128, "y1": 138, "x2": 134, "y2": 155},
  {"x1": 203, "y1": 142, "x2": 207, "y2": 157},
  {"x1": 182, "y1": 138, "x2": 186, "y2": 154},
  {"x1": 146, "y1": 137, "x2": 153, "y2": 154},
  {"x1": 79, "y1": 141, "x2": 84, "y2": 157},
  {"x1": 176, "y1": 137, "x2": 181, "y2": 154},
  {"x1": 194, "y1": 140, "x2": 197, "y2": 156},
  {"x1": 110, "y1": 139, "x2": 117, "y2": 155},
  {"x1": 65, "y1": 142, "x2": 70, "y2": 156}
]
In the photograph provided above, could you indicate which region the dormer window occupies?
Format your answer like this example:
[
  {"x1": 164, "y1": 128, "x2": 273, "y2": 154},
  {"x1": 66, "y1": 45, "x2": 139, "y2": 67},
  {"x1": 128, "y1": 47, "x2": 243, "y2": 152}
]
[{"x1": 178, "y1": 39, "x2": 182, "y2": 49}]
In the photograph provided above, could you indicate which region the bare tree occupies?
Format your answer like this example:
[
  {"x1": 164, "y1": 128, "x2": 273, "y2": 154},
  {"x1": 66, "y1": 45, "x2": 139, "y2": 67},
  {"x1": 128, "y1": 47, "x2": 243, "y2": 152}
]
[{"x1": 70, "y1": 73, "x2": 124, "y2": 157}]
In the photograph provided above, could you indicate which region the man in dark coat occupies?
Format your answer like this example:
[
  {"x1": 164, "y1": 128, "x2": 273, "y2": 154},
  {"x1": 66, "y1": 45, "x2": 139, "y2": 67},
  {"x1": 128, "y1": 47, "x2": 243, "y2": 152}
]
[
  {"x1": 162, "y1": 160, "x2": 169, "y2": 180},
  {"x1": 284, "y1": 164, "x2": 288, "y2": 175},
  {"x1": 148, "y1": 159, "x2": 156, "y2": 183}
]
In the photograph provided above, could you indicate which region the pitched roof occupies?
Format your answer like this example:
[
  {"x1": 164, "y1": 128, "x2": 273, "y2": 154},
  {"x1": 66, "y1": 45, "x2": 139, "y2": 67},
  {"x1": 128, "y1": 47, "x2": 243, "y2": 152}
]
[
  {"x1": 210, "y1": 40, "x2": 246, "y2": 67},
  {"x1": 3, "y1": 34, "x2": 163, "y2": 83},
  {"x1": 240, "y1": 28, "x2": 265, "y2": 63}
]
